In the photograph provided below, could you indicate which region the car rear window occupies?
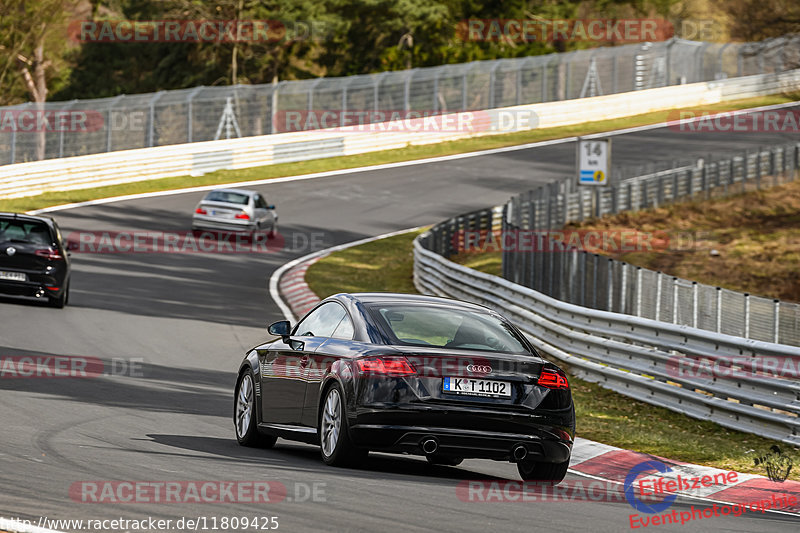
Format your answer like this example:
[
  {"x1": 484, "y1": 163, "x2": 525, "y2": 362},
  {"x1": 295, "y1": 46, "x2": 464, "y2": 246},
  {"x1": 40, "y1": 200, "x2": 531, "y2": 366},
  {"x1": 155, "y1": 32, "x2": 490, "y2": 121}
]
[
  {"x1": 204, "y1": 191, "x2": 250, "y2": 205},
  {"x1": 368, "y1": 304, "x2": 530, "y2": 354},
  {"x1": 0, "y1": 219, "x2": 52, "y2": 245}
]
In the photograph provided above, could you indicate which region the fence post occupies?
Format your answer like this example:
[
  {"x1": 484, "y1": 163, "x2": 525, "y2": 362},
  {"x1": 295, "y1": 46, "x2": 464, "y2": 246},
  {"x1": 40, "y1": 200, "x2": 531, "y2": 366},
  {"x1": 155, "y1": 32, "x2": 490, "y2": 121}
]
[
  {"x1": 692, "y1": 281, "x2": 698, "y2": 328},
  {"x1": 147, "y1": 91, "x2": 166, "y2": 147},
  {"x1": 756, "y1": 147, "x2": 762, "y2": 189},
  {"x1": 635, "y1": 267, "x2": 643, "y2": 317},
  {"x1": 592, "y1": 254, "x2": 599, "y2": 309},
  {"x1": 607, "y1": 258, "x2": 614, "y2": 311},
  {"x1": 773, "y1": 299, "x2": 780, "y2": 343},
  {"x1": 579, "y1": 252, "x2": 586, "y2": 307},
  {"x1": 744, "y1": 293, "x2": 750, "y2": 339},
  {"x1": 716, "y1": 287, "x2": 722, "y2": 333},
  {"x1": 672, "y1": 277, "x2": 679, "y2": 324},
  {"x1": 655, "y1": 271, "x2": 663, "y2": 321},
  {"x1": 627, "y1": 182, "x2": 633, "y2": 211},
  {"x1": 620, "y1": 262, "x2": 628, "y2": 314}
]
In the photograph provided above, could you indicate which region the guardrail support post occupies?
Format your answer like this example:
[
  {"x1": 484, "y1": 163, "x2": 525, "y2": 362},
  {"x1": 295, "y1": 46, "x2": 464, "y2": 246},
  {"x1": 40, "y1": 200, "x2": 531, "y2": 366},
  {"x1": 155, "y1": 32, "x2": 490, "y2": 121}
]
[
  {"x1": 692, "y1": 282, "x2": 698, "y2": 328},
  {"x1": 608, "y1": 259, "x2": 614, "y2": 311},
  {"x1": 716, "y1": 287, "x2": 722, "y2": 333},
  {"x1": 744, "y1": 293, "x2": 751, "y2": 339},
  {"x1": 774, "y1": 299, "x2": 780, "y2": 343},
  {"x1": 672, "y1": 277, "x2": 678, "y2": 324},
  {"x1": 635, "y1": 267, "x2": 643, "y2": 317},
  {"x1": 655, "y1": 271, "x2": 663, "y2": 321}
]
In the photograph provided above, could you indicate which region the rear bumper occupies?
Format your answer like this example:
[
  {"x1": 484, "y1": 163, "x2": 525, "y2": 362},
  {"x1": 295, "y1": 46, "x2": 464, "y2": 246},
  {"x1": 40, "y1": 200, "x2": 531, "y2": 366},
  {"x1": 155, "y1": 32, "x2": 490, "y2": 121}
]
[
  {"x1": 350, "y1": 405, "x2": 573, "y2": 463},
  {"x1": 0, "y1": 279, "x2": 64, "y2": 298},
  {"x1": 191, "y1": 216, "x2": 255, "y2": 232}
]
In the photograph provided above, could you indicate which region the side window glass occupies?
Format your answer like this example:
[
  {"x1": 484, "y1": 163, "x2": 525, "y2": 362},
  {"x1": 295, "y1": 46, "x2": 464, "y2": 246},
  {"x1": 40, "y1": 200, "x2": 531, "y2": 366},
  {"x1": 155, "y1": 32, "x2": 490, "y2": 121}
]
[
  {"x1": 294, "y1": 302, "x2": 346, "y2": 338},
  {"x1": 331, "y1": 315, "x2": 355, "y2": 340},
  {"x1": 255, "y1": 195, "x2": 268, "y2": 209}
]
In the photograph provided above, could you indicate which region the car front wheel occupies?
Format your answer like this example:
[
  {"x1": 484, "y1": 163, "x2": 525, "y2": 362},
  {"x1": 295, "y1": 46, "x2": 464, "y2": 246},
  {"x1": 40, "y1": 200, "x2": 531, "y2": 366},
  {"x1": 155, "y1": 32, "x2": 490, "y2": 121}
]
[{"x1": 234, "y1": 370, "x2": 276, "y2": 448}]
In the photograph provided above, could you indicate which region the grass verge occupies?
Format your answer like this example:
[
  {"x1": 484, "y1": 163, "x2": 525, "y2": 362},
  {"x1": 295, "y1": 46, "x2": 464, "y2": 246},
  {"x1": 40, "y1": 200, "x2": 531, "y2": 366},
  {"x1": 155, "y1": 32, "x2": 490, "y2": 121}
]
[
  {"x1": 305, "y1": 229, "x2": 799, "y2": 479},
  {"x1": 2, "y1": 94, "x2": 796, "y2": 213}
]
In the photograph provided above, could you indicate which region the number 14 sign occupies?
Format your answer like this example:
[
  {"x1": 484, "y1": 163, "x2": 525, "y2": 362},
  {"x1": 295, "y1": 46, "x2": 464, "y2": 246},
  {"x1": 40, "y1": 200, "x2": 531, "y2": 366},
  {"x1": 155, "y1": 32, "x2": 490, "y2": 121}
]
[{"x1": 577, "y1": 138, "x2": 611, "y2": 186}]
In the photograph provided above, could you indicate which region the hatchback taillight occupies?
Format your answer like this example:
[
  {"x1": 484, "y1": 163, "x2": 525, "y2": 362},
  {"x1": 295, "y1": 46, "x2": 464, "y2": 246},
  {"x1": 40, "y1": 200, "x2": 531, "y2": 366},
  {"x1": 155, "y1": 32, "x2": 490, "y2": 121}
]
[
  {"x1": 356, "y1": 357, "x2": 416, "y2": 376},
  {"x1": 235, "y1": 211, "x2": 250, "y2": 220},
  {"x1": 195, "y1": 207, "x2": 207, "y2": 215},
  {"x1": 35, "y1": 248, "x2": 63, "y2": 261},
  {"x1": 538, "y1": 368, "x2": 569, "y2": 389}
]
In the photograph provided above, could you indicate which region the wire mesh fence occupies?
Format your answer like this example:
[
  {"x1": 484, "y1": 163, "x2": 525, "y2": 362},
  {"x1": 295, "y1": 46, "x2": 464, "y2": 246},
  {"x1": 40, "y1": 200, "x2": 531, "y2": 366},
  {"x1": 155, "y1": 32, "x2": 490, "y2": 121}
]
[
  {"x1": 488, "y1": 142, "x2": 800, "y2": 345},
  {"x1": 1, "y1": 36, "x2": 796, "y2": 166}
]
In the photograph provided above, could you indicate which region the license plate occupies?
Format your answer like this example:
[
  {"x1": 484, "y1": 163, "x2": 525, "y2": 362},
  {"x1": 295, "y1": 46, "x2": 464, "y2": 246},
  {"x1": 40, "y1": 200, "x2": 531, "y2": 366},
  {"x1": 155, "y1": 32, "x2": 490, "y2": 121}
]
[
  {"x1": 443, "y1": 377, "x2": 511, "y2": 398},
  {"x1": 0, "y1": 271, "x2": 26, "y2": 282},
  {"x1": 209, "y1": 209, "x2": 216, "y2": 216}
]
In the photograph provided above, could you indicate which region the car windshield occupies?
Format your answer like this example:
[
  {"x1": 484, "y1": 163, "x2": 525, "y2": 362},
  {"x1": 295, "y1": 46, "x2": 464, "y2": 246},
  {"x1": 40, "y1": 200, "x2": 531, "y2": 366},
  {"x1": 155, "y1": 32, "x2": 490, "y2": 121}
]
[
  {"x1": 369, "y1": 304, "x2": 530, "y2": 354},
  {"x1": 0, "y1": 219, "x2": 52, "y2": 245},
  {"x1": 204, "y1": 191, "x2": 250, "y2": 205}
]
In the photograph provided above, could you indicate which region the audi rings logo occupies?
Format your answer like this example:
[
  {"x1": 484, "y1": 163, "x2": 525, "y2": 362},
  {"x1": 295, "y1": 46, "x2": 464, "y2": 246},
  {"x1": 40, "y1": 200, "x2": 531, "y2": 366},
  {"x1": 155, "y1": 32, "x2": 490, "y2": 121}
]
[{"x1": 466, "y1": 364, "x2": 492, "y2": 374}]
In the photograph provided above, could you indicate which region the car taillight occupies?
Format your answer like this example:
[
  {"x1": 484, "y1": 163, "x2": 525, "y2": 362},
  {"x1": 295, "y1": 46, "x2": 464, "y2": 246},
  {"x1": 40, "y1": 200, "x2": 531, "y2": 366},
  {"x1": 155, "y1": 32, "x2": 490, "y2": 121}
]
[
  {"x1": 538, "y1": 368, "x2": 569, "y2": 389},
  {"x1": 195, "y1": 207, "x2": 207, "y2": 215},
  {"x1": 35, "y1": 248, "x2": 63, "y2": 261},
  {"x1": 356, "y1": 357, "x2": 416, "y2": 376},
  {"x1": 235, "y1": 212, "x2": 250, "y2": 220}
]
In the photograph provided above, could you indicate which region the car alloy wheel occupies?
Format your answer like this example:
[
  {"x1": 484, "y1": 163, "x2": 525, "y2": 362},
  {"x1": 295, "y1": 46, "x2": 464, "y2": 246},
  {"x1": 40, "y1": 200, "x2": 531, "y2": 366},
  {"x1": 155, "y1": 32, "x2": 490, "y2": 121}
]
[
  {"x1": 321, "y1": 387, "x2": 342, "y2": 457},
  {"x1": 236, "y1": 373, "x2": 254, "y2": 440},
  {"x1": 234, "y1": 370, "x2": 276, "y2": 448}
]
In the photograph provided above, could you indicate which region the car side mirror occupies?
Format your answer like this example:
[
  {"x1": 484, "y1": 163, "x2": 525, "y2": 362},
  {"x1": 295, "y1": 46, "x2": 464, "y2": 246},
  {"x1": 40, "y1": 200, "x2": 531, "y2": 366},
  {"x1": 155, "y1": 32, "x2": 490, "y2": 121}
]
[
  {"x1": 267, "y1": 204, "x2": 275, "y2": 210},
  {"x1": 267, "y1": 320, "x2": 291, "y2": 341}
]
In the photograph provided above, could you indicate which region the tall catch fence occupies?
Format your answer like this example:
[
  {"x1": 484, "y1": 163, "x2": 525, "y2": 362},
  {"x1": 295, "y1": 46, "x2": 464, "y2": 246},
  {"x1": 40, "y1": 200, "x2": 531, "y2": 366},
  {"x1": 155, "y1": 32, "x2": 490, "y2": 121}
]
[{"x1": 1, "y1": 36, "x2": 797, "y2": 165}]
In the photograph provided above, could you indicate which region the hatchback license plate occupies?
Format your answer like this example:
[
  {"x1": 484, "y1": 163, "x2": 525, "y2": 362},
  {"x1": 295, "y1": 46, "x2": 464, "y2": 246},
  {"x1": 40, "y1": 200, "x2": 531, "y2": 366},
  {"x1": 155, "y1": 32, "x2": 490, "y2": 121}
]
[
  {"x1": 443, "y1": 377, "x2": 511, "y2": 398},
  {"x1": 0, "y1": 271, "x2": 26, "y2": 282}
]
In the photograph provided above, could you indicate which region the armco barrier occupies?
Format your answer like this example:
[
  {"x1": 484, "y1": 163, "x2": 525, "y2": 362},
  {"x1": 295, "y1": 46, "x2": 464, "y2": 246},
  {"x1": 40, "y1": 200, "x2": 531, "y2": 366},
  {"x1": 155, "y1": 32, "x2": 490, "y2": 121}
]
[
  {"x1": 413, "y1": 210, "x2": 800, "y2": 446},
  {"x1": 2, "y1": 69, "x2": 800, "y2": 199}
]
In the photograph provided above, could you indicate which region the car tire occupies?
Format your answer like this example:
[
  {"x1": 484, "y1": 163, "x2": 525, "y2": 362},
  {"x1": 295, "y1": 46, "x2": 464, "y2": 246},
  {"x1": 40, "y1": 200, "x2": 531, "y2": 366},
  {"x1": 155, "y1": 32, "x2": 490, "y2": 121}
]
[
  {"x1": 48, "y1": 282, "x2": 68, "y2": 309},
  {"x1": 426, "y1": 454, "x2": 463, "y2": 467},
  {"x1": 319, "y1": 383, "x2": 366, "y2": 467},
  {"x1": 517, "y1": 459, "x2": 569, "y2": 484},
  {"x1": 268, "y1": 222, "x2": 277, "y2": 239},
  {"x1": 234, "y1": 369, "x2": 276, "y2": 448}
]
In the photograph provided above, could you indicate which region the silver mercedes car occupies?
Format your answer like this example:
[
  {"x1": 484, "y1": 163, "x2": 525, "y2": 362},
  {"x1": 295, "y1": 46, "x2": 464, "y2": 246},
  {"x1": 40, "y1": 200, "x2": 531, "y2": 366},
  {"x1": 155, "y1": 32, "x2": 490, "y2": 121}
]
[{"x1": 191, "y1": 188, "x2": 277, "y2": 235}]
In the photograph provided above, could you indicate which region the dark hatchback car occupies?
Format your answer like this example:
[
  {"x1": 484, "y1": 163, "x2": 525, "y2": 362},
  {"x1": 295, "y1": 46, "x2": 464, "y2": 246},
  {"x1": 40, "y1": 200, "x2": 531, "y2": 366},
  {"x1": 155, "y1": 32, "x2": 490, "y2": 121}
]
[
  {"x1": 234, "y1": 293, "x2": 575, "y2": 482},
  {"x1": 0, "y1": 213, "x2": 71, "y2": 308}
]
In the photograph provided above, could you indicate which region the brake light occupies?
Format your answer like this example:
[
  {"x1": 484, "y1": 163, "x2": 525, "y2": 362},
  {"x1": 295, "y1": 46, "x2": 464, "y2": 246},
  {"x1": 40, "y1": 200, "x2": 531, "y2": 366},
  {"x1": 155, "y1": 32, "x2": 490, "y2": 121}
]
[
  {"x1": 356, "y1": 357, "x2": 416, "y2": 376},
  {"x1": 538, "y1": 368, "x2": 569, "y2": 389},
  {"x1": 195, "y1": 207, "x2": 207, "y2": 215},
  {"x1": 235, "y1": 212, "x2": 250, "y2": 220},
  {"x1": 35, "y1": 248, "x2": 63, "y2": 261}
]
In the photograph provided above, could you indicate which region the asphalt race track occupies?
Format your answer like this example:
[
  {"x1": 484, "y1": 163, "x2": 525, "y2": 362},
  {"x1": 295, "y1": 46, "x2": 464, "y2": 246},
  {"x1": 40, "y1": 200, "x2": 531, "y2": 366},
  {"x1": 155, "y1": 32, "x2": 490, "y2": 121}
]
[{"x1": 2, "y1": 114, "x2": 800, "y2": 532}]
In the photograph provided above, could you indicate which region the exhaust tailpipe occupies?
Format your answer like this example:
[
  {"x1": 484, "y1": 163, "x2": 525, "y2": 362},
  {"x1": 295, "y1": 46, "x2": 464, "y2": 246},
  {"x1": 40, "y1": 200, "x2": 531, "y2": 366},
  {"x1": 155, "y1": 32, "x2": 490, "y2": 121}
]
[
  {"x1": 512, "y1": 444, "x2": 528, "y2": 462},
  {"x1": 420, "y1": 437, "x2": 439, "y2": 455}
]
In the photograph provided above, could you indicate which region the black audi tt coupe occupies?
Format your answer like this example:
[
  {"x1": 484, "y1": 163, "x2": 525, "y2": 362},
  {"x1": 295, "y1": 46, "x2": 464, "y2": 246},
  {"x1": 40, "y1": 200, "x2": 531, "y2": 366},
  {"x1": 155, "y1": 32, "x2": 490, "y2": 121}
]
[
  {"x1": 234, "y1": 293, "x2": 575, "y2": 482},
  {"x1": 0, "y1": 213, "x2": 71, "y2": 308}
]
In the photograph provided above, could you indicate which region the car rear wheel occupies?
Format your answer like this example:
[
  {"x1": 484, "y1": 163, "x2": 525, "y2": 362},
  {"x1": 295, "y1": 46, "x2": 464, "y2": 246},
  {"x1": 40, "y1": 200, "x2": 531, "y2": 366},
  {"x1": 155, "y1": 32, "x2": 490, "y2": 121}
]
[
  {"x1": 319, "y1": 384, "x2": 366, "y2": 467},
  {"x1": 48, "y1": 282, "x2": 68, "y2": 309},
  {"x1": 234, "y1": 370, "x2": 276, "y2": 448},
  {"x1": 517, "y1": 459, "x2": 569, "y2": 484},
  {"x1": 426, "y1": 454, "x2": 463, "y2": 467}
]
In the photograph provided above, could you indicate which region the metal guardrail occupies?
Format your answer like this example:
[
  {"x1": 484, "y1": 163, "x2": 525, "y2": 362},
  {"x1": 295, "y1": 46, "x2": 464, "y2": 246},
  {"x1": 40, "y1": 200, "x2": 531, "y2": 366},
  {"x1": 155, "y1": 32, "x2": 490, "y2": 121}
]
[
  {"x1": 495, "y1": 143, "x2": 800, "y2": 346},
  {"x1": 414, "y1": 214, "x2": 800, "y2": 446},
  {"x1": 1, "y1": 36, "x2": 795, "y2": 165}
]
